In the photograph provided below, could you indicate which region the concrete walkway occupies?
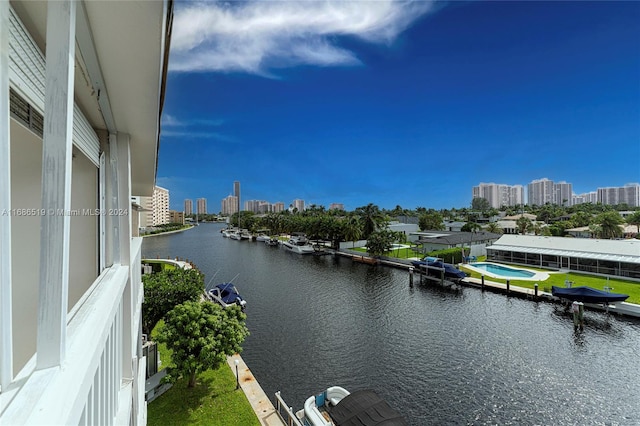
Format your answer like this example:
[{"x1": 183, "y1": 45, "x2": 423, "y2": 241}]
[{"x1": 227, "y1": 354, "x2": 285, "y2": 426}]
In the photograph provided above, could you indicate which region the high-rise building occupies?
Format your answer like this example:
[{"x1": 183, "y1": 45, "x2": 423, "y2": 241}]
[
  {"x1": 598, "y1": 183, "x2": 640, "y2": 207},
  {"x1": 222, "y1": 195, "x2": 239, "y2": 216},
  {"x1": 573, "y1": 192, "x2": 598, "y2": 205},
  {"x1": 196, "y1": 198, "x2": 207, "y2": 215},
  {"x1": 234, "y1": 181, "x2": 241, "y2": 212},
  {"x1": 273, "y1": 202, "x2": 285, "y2": 213},
  {"x1": 152, "y1": 186, "x2": 170, "y2": 225},
  {"x1": 292, "y1": 199, "x2": 305, "y2": 212},
  {"x1": 527, "y1": 178, "x2": 555, "y2": 206},
  {"x1": 184, "y1": 199, "x2": 193, "y2": 215},
  {"x1": 554, "y1": 181, "x2": 573, "y2": 207},
  {"x1": 330, "y1": 203, "x2": 345, "y2": 210},
  {"x1": 472, "y1": 183, "x2": 524, "y2": 208}
]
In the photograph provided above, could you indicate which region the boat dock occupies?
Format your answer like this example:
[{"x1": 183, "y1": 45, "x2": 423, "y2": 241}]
[{"x1": 226, "y1": 354, "x2": 285, "y2": 426}]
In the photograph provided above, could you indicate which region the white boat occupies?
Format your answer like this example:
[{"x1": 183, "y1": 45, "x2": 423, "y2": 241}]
[
  {"x1": 255, "y1": 234, "x2": 270, "y2": 242},
  {"x1": 204, "y1": 283, "x2": 247, "y2": 310},
  {"x1": 239, "y1": 229, "x2": 252, "y2": 240},
  {"x1": 281, "y1": 234, "x2": 315, "y2": 254},
  {"x1": 228, "y1": 230, "x2": 242, "y2": 240},
  {"x1": 293, "y1": 386, "x2": 407, "y2": 426}
]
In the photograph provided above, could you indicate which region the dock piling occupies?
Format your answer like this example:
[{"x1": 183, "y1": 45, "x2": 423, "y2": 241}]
[
  {"x1": 534, "y1": 283, "x2": 538, "y2": 300},
  {"x1": 481, "y1": 275, "x2": 485, "y2": 290},
  {"x1": 506, "y1": 280, "x2": 510, "y2": 294},
  {"x1": 409, "y1": 267, "x2": 414, "y2": 287}
]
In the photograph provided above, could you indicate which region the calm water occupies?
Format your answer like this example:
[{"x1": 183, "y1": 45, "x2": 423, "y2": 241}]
[{"x1": 143, "y1": 224, "x2": 640, "y2": 425}]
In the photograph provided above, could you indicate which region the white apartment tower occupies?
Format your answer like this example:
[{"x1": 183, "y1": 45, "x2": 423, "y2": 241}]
[
  {"x1": 292, "y1": 199, "x2": 305, "y2": 212},
  {"x1": 472, "y1": 183, "x2": 524, "y2": 208},
  {"x1": 222, "y1": 195, "x2": 239, "y2": 216},
  {"x1": 598, "y1": 183, "x2": 640, "y2": 207},
  {"x1": 152, "y1": 186, "x2": 170, "y2": 225}
]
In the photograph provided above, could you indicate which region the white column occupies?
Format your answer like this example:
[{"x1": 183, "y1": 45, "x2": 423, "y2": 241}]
[
  {"x1": 0, "y1": 0, "x2": 13, "y2": 388},
  {"x1": 108, "y1": 133, "x2": 121, "y2": 265},
  {"x1": 36, "y1": 0, "x2": 76, "y2": 369},
  {"x1": 116, "y1": 133, "x2": 133, "y2": 380}
]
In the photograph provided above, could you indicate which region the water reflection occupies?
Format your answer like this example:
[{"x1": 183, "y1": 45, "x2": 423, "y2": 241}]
[{"x1": 142, "y1": 224, "x2": 640, "y2": 425}]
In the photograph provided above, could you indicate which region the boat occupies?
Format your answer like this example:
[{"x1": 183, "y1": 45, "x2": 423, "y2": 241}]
[
  {"x1": 294, "y1": 386, "x2": 408, "y2": 426},
  {"x1": 256, "y1": 234, "x2": 271, "y2": 242},
  {"x1": 281, "y1": 233, "x2": 315, "y2": 255},
  {"x1": 551, "y1": 286, "x2": 629, "y2": 304},
  {"x1": 228, "y1": 230, "x2": 242, "y2": 240},
  {"x1": 410, "y1": 257, "x2": 468, "y2": 283},
  {"x1": 239, "y1": 229, "x2": 252, "y2": 240},
  {"x1": 205, "y1": 282, "x2": 247, "y2": 310},
  {"x1": 265, "y1": 237, "x2": 280, "y2": 246}
]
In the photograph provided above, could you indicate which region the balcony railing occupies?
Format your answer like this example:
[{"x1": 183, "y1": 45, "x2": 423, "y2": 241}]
[{"x1": 1, "y1": 239, "x2": 144, "y2": 425}]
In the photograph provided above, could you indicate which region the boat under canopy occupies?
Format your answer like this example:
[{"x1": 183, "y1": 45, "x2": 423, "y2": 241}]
[
  {"x1": 552, "y1": 286, "x2": 629, "y2": 304},
  {"x1": 329, "y1": 389, "x2": 408, "y2": 426}
]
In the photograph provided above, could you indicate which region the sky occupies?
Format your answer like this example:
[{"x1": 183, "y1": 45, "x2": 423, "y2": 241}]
[{"x1": 157, "y1": 0, "x2": 640, "y2": 213}]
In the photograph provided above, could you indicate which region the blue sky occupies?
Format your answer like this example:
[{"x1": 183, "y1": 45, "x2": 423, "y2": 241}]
[{"x1": 158, "y1": 0, "x2": 640, "y2": 213}]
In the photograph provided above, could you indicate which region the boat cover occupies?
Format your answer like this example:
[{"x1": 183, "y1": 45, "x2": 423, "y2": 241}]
[
  {"x1": 551, "y1": 286, "x2": 629, "y2": 303},
  {"x1": 329, "y1": 389, "x2": 408, "y2": 426},
  {"x1": 215, "y1": 283, "x2": 242, "y2": 304}
]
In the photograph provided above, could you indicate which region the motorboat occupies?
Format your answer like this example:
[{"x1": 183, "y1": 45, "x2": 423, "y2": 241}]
[
  {"x1": 265, "y1": 237, "x2": 279, "y2": 246},
  {"x1": 205, "y1": 283, "x2": 247, "y2": 310},
  {"x1": 239, "y1": 229, "x2": 252, "y2": 240},
  {"x1": 255, "y1": 234, "x2": 271, "y2": 242},
  {"x1": 410, "y1": 257, "x2": 468, "y2": 283},
  {"x1": 552, "y1": 286, "x2": 629, "y2": 304},
  {"x1": 281, "y1": 234, "x2": 315, "y2": 255},
  {"x1": 228, "y1": 230, "x2": 241, "y2": 240},
  {"x1": 294, "y1": 386, "x2": 407, "y2": 426}
]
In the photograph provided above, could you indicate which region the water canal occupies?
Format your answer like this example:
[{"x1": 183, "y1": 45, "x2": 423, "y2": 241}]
[{"x1": 142, "y1": 223, "x2": 640, "y2": 425}]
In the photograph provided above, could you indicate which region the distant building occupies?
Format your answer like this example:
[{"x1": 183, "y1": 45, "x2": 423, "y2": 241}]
[
  {"x1": 234, "y1": 181, "x2": 241, "y2": 212},
  {"x1": 573, "y1": 192, "x2": 597, "y2": 205},
  {"x1": 527, "y1": 178, "x2": 573, "y2": 206},
  {"x1": 273, "y1": 202, "x2": 285, "y2": 213},
  {"x1": 245, "y1": 199, "x2": 273, "y2": 214},
  {"x1": 197, "y1": 197, "x2": 207, "y2": 215},
  {"x1": 221, "y1": 195, "x2": 238, "y2": 216},
  {"x1": 330, "y1": 203, "x2": 345, "y2": 210},
  {"x1": 184, "y1": 199, "x2": 193, "y2": 215},
  {"x1": 152, "y1": 186, "x2": 170, "y2": 225},
  {"x1": 292, "y1": 199, "x2": 305, "y2": 212},
  {"x1": 472, "y1": 183, "x2": 524, "y2": 208},
  {"x1": 597, "y1": 183, "x2": 640, "y2": 207},
  {"x1": 169, "y1": 210, "x2": 184, "y2": 225}
]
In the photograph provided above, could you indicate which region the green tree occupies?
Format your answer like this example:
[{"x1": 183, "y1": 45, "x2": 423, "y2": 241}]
[
  {"x1": 354, "y1": 204, "x2": 387, "y2": 239},
  {"x1": 594, "y1": 211, "x2": 623, "y2": 239},
  {"x1": 485, "y1": 222, "x2": 503, "y2": 234},
  {"x1": 142, "y1": 268, "x2": 205, "y2": 336},
  {"x1": 343, "y1": 215, "x2": 362, "y2": 248},
  {"x1": 627, "y1": 211, "x2": 640, "y2": 234},
  {"x1": 158, "y1": 301, "x2": 249, "y2": 388},
  {"x1": 365, "y1": 229, "x2": 396, "y2": 257},
  {"x1": 418, "y1": 211, "x2": 445, "y2": 231},
  {"x1": 471, "y1": 197, "x2": 490, "y2": 214},
  {"x1": 516, "y1": 216, "x2": 533, "y2": 235},
  {"x1": 461, "y1": 222, "x2": 481, "y2": 233}
]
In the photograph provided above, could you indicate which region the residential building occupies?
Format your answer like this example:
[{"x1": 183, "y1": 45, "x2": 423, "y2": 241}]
[
  {"x1": 245, "y1": 199, "x2": 273, "y2": 214},
  {"x1": 234, "y1": 181, "x2": 241, "y2": 212},
  {"x1": 1, "y1": 1, "x2": 171, "y2": 424},
  {"x1": 221, "y1": 195, "x2": 238, "y2": 216},
  {"x1": 597, "y1": 183, "x2": 640, "y2": 207},
  {"x1": 527, "y1": 178, "x2": 573, "y2": 206},
  {"x1": 273, "y1": 202, "x2": 285, "y2": 213},
  {"x1": 487, "y1": 235, "x2": 640, "y2": 279},
  {"x1": 152, "y1": 185, "x2": 170, "y2": 225},
  {"x1": 196, "y1": 197, "x2": 207, "y2": 215},
  {"x1": 330, "y1": 203, "x2": 345, "y2": 210},
  {"x1": 292, "y1": 199, "x2": 305, "y2": 212},
  {"x1": 472, "y1": 183, "x2": 524, "y2": 208},
  {"x1": 137, "y1": 195, "x2": 153, "y2": 228},
  {"x1": 184, "y1": 199, "x2": 193, "y2": 215},
  {"x1": 573, "y1": 192, "x2": 597, "y2": 205},
  {"x1": 169, "y1": 210, "x2": 184, "y2": 225},
  {"x1": 407, "y1": 231, "x2": 503, "y2": 258}
]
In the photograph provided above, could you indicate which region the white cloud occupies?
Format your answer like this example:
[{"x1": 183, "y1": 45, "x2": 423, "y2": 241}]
[{"x1": 170, "y1": 0, "x2": 435, "y2": 74}]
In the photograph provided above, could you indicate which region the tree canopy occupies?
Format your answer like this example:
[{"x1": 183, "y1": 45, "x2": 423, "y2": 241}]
[
  {"x1": 142, "y1": 267, "x2": 205, "y2": 336},
  {"x1": 418, "y1": 211, "x2": 445, "y2": 231},
  {"x1": 157, "y1": 301, "x2": 249, "y2": 388}
]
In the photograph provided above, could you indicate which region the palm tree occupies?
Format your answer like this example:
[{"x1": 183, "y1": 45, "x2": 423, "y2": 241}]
[
  {"x1": 594, "y1": 211, "x2": 623, "y2": 239},
  {"x1": 516, "y1": 216, "x2": 532, "y2": 234},
  {"x1": 485, "y1": 222, "x2": 503, "y2": 234},
  {"x1": 343, "y1": 215, "x2": 362, "y2": 248},
  {"x1": 626, "y1": 211, "x2": 640, "y2": 234},
  {"x1": 355, "y1": 203, "x2": 386, "y2": 239}
]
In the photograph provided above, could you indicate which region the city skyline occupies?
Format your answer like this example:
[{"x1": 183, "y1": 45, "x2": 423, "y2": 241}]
[{"x1": 157, "y1": 1, "x2": 640, "y2": 212}]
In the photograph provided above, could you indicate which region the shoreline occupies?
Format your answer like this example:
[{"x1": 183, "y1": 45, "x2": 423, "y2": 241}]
[{"x1": 142, "y1": 225, "x2": 194, "y2": 238}]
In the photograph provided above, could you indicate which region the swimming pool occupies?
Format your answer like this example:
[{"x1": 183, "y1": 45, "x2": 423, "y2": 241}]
[{"x1": 466, "y1": 262, "x2": 549, "y2": 281}]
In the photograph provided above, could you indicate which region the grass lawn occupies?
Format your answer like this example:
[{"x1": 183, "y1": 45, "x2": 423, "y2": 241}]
[
  {"x1": 147, "y1": 322, "x2": 260, "y2": 426},
  {"x1": 459, "y1": 265, "x2": 640, "y2": 304}
]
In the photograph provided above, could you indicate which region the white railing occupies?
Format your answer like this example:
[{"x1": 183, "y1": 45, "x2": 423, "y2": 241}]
[{"x1": 1, "y1": 264, "x2": 131, "y2": 425}]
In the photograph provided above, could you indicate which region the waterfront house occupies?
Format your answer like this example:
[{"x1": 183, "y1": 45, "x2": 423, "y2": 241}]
[
  {"x1": 486, "y1": 235, "x2": 640, "y2": 280},
  {"x1": 1, "y1": 1, "x2": 172, "y2": 424},
  {"x1": 408, "y1": 231, "x2": 502, "y2": 258}
]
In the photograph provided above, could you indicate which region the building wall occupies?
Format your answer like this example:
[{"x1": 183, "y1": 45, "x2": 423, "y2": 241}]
[
  {"x1": 152, "y1": 186, "x2": 169, "y2": 225},
  {"x1": 169, "y1": 210, "x2": 184, "y2": 224}
]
